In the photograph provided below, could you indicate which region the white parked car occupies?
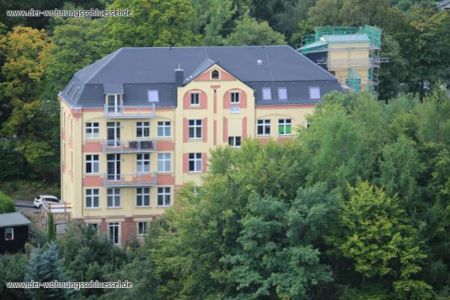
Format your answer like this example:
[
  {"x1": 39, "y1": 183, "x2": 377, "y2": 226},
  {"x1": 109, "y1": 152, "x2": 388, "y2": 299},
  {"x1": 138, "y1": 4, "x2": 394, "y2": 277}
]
[{"x1": 33, "y1": 195, "x2": 60, "y2": 209}]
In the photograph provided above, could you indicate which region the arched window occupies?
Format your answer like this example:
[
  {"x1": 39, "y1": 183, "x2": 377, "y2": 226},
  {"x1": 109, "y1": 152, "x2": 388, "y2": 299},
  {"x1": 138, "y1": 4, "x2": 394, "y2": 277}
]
[{"x1": 211, "y1": 70, "x2": 219, "y2": 79}]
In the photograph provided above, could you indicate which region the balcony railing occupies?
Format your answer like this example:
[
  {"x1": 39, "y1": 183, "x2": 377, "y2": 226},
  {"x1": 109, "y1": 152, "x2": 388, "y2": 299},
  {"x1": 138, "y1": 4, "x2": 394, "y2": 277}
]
[
  {"x1": 103, "y1": 172, "x2": 157, "y2": 187},
  {"x1": 104, "y1": 104, "x2": 156, "y2": 119},
  {"x1": 103, "y1": 139, "x2": 157, "y2": 153}
]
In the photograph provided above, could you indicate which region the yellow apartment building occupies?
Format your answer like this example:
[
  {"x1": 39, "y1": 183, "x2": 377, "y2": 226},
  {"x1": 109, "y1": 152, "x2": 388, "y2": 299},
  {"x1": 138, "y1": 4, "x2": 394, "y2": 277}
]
[{"x1": 59, "y1": 46, "x2": 341, "y2": 246}]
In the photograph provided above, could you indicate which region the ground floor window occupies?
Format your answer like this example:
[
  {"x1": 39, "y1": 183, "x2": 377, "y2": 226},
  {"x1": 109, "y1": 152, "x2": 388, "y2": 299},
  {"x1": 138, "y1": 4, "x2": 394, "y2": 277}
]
[
  {"x1": 137, "y1": 221, "x2": 149, "y2": 235},
  {"x1": 108, "y1": 223, "x2": 120, "y2": 245},
  {"x1": 4, "y1": 228, "x2": 14, "y2": 241}
]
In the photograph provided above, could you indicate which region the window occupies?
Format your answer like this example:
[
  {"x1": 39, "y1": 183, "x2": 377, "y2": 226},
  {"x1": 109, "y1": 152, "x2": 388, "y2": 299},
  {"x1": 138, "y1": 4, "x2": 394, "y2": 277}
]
[
  {"x1": 4, "y1": 228, "x2": 14, "y2": 241},
  {"x1": 136, "y1": 122, "x2": 150, "y2": 138},
  {"x1": 157, "y1": 187, "x2": 171, "y2": 207},
  {"x1": 190, "y1": 93, "x2": 200, "y2": 106},
  {"x1": 157, "y1": 153, "x2": 171, "y2": 172},
  {"x1": 262, "y1": 87, "x2": 272, "y2": 100},
  {"x1": 211, "y1": 70, "x2": 219, "y2": 79},
  {"x1": 157, "y1": 121, "x2": 171, "y2": 137},
  {"x1": 138, "y1": 221, "x2": 149, "y2": 235},
  {"x1": 106, "y1": 94, "x2": 122, "y2": 113},
  {"x1": 309, "y1": 87, "x2": 321, "y2": 100},
  {"x1": 137, "y1": 153, "x2": 150, "y2": 173},
  {"x1": 108, "y1": 223, "x2": 120, "y2": 245},
  {"x1": 136, "y1": 187, "x2": 150, "y2": 207},
  {"x1": 228, "y1": 136, "x2": 241, "y2": 147},
  {"x1": 107, "y1": 188, "x2": 120, "y2": 208},
  {"x1": 189, "y1": 119, "x2": 202, "y2": 139},
  {"x1": 148, "y1": 90, "x2": 159, "y2": 102},
  {"x1": 278, "y1": 88, "x2": 288, "y2": 100},
  {"x1": 88, "y1": 223, "x2": 98, "y2": 232},
  {"x1": 85, "y1": 122, "x2": 99, "y2": 139},
  {"x1": 257, "y1": 119, "x2": 271, "y2": 136},
  {"x1": 231, "y1": 92, "x2": 240, "y2": 103},
  {"x1": 278, "y1": 119, "x2": 292, "y2": 135},
  {"x1": 85, "y1": 189, "x2": 99, "y2": 208},
  {"x1": 188, "y1": 153, "x2": 202, "y2": 172},
  {"x1": 86, "y1": 154, "x2": 99, "y2": 174}
]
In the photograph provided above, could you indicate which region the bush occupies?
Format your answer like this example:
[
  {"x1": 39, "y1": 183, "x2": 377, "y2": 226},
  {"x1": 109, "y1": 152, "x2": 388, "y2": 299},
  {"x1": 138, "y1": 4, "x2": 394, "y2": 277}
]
[{"x1": 0, "y1": 191, "x2": 15, "y2": 213}]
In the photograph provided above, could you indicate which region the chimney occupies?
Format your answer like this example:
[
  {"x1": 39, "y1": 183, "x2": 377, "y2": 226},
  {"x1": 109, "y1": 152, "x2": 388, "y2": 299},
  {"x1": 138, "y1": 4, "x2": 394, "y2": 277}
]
[{"x1": 175, "y1": 65, "x2": 184, "y2": 86}]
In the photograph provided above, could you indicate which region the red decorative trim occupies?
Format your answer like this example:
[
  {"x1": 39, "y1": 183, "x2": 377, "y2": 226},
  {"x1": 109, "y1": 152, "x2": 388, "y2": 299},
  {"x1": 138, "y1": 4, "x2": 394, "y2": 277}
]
[
  {"x1": 83, "y1": 176, "x2": 103, "y2": 187},
  {"x1": 214, "y1": 120, "x2": 217, "y2": 145},
  {"x1": 82, "y1": 142, "x2": 102, "y2": 152},
  {"x1": 156, "y1": 140, "x2": 174, "y2": 151},
  {"x1": 202, "y1": 117, "x2": 208, "y2": 142},
  {"x1": 183, "y1": 118, "x2": 188, "y2": 143},
  {"x1": 183, "y1": 153, "x2": 189, "y2": 173},
  {"x1": 202, "y1": 153, "x2": 208, "y2": 172},
  {"x1": 183, "y1": 89, "x2": 207, "y2": 109},
  {"x1": 157, "y1": 174, "x2": 175, "y2": 185},
  {"x1": 223, "y1": 88, "x2": 247, "y2": 109},
  {"x1": 223, "y1": 117, "x2": 228, "y2": 143},
  {"x1": 210, "y1": 85, "x2": 221, "y2": 89},
  {"x1": 242, "y1": 117, "x2": 248, "y2": 139}
]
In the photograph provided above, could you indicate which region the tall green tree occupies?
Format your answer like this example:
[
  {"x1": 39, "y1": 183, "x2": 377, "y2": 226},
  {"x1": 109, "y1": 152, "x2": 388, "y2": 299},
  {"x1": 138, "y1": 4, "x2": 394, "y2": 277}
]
[
  {"x1": 25, "y1": 242, "x2": 70, "y2": 300},
  {"x1": 334, "y1": 182, "x2": 432, "y2": 298},
  {"x1": 107, "y1": 0, "x2": 201, "y2": 47},
  {"x1": 225, "y1": 12, "x2": 286, "y2": 45}
]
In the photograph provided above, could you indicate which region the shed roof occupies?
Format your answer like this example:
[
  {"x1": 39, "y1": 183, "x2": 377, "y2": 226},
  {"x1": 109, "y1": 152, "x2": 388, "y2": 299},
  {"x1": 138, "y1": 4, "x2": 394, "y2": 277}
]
[{"x1": 0, "y1": 212, "x2": 31, "y2": 227}]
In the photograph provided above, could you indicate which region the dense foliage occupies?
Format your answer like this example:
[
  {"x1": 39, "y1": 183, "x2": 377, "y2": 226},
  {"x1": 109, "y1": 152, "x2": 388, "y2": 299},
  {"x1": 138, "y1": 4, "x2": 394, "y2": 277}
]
[
  {"x1": 0, "y1": 91, "x2": 449, "y2": 298},
  {"x1": 0, "y1": 190, "x2": 15, "y2": 213}
]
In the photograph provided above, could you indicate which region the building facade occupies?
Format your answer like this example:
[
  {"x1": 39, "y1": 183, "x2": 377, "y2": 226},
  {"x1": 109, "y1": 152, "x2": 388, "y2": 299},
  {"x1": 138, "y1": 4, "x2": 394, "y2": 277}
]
[{"x1": 60, "y1": 46, "x2": 341, "y2": 246}]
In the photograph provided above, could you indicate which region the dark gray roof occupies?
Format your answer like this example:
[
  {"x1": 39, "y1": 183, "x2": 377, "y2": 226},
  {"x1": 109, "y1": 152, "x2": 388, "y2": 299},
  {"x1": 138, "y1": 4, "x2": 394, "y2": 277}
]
[
  {"x1": 0, "y1": 212, "x2": 31, "y2": 227},
  {"x1": 60, "y1": 46, "x2": 341, "y2": 107}
]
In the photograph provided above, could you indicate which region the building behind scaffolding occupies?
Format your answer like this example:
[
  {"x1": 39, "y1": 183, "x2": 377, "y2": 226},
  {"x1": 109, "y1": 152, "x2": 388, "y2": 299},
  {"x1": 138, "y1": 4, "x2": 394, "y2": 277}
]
[{"x1": 299, "y1": 25, "x2": 388, "y2": 93}]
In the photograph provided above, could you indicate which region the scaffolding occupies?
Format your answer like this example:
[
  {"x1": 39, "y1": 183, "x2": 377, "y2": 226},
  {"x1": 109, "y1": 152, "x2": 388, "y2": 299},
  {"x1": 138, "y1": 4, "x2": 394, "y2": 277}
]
[{"x1": 300, "y1": 25, "x2": 387, "y2": 93}]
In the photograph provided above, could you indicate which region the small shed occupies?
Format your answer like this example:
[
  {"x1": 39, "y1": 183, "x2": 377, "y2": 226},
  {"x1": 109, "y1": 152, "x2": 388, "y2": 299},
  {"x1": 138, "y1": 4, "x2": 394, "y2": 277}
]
[{"x1": 0, "y1": 212, "x2": 32, "y2": 254}]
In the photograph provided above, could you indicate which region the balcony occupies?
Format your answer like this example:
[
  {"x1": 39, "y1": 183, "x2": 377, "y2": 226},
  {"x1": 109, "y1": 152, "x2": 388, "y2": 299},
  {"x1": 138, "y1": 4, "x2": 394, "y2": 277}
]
[
  {"x1": 103, "y1": 172, "x2": 157, "y2": 187},
  {"x1": 103, "y1": 139, "x2": 157, "y2": 153},
  {"x1": 104, "y1": 104, "x2": 156, "y2": 119}
]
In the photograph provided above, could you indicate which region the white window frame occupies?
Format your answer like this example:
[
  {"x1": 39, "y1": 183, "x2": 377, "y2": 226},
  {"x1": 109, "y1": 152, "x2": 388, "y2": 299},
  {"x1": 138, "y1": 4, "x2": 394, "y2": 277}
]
[
  {"x1": 85, "y1": 188, "x2": 99, "y2": 208},
  {"x1": 188, "y1": 119, "x2": 202, "y2": 139},
  {"x1": 157, "y1": 121, "x2": 171, "y2": 137},
  {"x1": 190, "y1": 92, "x2": 200, "y2": 106},
  {"x1": 85, "y1": 122, "x2": 99, "y2": 139},
  {"x1": 157, "y1": 153, "x2": 172, "y2": 173},
  {"x1": 278, "y1": 87, "x2": 288, "y2": 100},
  {"x1": 105, "y1": 94, "x2": 122, "y2": 113},
  {"x1": 4, "y1": 228, "x2": 14, "y2": 241},
  {"x1": 85, "y1": 154, "x2": 99, "y2": 174},
  {"x1": 257, "y1": 119, "x2": 271, "y2": 136},
  {"x1": 309, "y1": 87, "x2": 321, "y2": 100},
  {"x1": 136, "y1": 187, "x2": 150, "y2": 207},
  {"x1": 278, "y1": 119, "x2": 292, "y2": 136},
  {"x1": 136, "y1": 122, "x2": 150, "y2": 138},
  {"x1": 148, "y1": 90, "x2": 159, "y2": 102},
  {"x1": 137, "y1": 153, "x2": 150, "y2": 173},
  {"x1": 137, "y1": 221, "x2": 149, "y2": 235},
  {"x1": 230, "y1": 91, "x2": 240, "y2": 104},
  {"x1": 157, "y1": 187, "x2": 171, "y2": 207},
  {"x1": 108, "y1": 222, "x2": 120, "y2": 245},
  {"x1": 262, "y1": 87, "x2": 272, "y2": 100},
  {"x1": 228, "y1": 136, "x2": 242, "y2": 147},
  {"x1": 188, "y1": 153, "x2": 202, "y2": 172},
  {"x1": 107, "y1": 188, "x2": 121, "y2": 208}
]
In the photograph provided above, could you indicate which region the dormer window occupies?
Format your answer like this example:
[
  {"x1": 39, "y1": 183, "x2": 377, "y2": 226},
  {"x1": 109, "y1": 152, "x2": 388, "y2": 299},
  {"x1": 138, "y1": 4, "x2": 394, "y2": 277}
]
[
  {"x1": 278, "y1": 88, "x2": 287, "y2": 100},
  {"x1": 148, "y1": 90, "x2": 159, "y2": 102},
  {"x1": 309, "y1": 87, "x2": 321, "y2": 100},
  {"x1": 262, "y1": 87, "x2": 272, "y2": 100},
  {"x1": 105, "y1": 94, "x2": 122, "y2": 113},
  {"x1": 211, "y1": 70, "x2": 219, "y2": 80}
]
